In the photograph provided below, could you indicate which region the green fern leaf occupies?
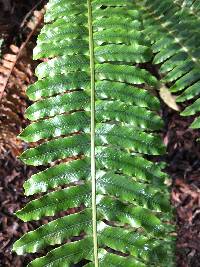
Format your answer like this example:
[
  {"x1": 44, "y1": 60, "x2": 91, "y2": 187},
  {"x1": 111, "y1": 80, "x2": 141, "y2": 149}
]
[
  {"x1": 13, "y1": 1, "x2": 174, "y2": 266},
  {"x1": 141, "y1": 0, "x2": 200, "y2": 129}
]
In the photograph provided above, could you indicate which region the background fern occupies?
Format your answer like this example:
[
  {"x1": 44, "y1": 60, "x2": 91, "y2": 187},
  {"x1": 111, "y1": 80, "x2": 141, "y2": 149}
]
[
  {"x1": 13, "y1": 1, "x2": 174, "y2": 266},
  {"x1": 140, "y1": 0, "x2": 200, "y2": 129},
  {"x1": 175, "y1": 0, "x2": 200, "y2": 13}
]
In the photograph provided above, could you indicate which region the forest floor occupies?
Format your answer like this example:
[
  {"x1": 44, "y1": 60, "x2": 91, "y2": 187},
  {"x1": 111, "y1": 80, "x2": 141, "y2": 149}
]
[{"x1": 0, "y1": 1, "x2": 200, "y2": 266}]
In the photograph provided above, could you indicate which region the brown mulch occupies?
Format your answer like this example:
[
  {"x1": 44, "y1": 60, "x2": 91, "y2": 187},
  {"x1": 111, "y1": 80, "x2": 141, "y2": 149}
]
[
  {"x1": 164, "y1": 108, "x2": 200, "y2": 267},
  {"x1": 0, "y1": 155, "x2": 39, "y2": 266},
  {"x1": 1, "y1": 1, "x2": 200, "y2": 267}
]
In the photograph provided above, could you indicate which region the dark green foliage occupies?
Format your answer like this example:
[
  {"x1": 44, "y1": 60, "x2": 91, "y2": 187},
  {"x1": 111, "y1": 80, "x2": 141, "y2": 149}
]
[{"x1": 141, "y1": 0, "x2": 200, "y2": 128}]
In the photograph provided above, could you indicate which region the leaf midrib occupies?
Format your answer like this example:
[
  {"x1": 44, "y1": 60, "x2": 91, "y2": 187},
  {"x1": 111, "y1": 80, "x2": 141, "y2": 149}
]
[{"x1": 87, "y1": 1, "x2": 99, "y2": 266}]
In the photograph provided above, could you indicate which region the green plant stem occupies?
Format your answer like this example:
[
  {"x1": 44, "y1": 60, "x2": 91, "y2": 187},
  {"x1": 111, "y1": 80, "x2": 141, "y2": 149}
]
[{"x1": 87, "y1": 0, "x2": 99, "y2": 266}]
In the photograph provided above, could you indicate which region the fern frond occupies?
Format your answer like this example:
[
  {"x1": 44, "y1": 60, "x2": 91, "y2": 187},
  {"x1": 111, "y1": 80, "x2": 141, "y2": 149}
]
[
  {"x1": 141, "y1": 0, "x2": 200, "y2": 129},
  {"x1": 13, "y1": 1, "x2": 174, "y2": 266},
  {"x1": 174, "y1": 0, "x2": 200, "y2": 15}
]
